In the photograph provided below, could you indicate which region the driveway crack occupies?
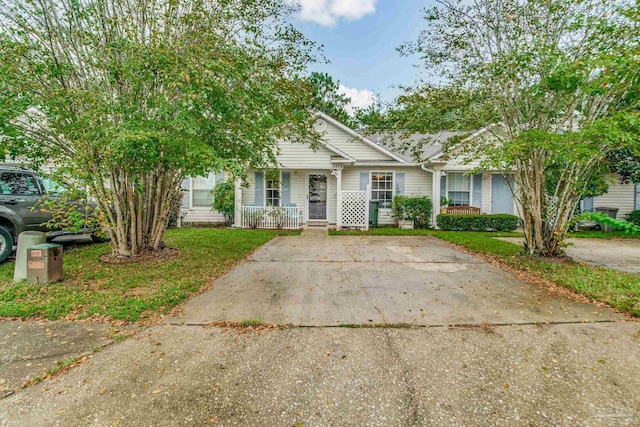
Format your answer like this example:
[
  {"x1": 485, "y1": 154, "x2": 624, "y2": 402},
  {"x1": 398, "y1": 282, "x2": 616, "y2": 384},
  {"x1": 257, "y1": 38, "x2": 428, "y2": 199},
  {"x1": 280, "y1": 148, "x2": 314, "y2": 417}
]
[{"x1": 381, "y1": 329, "x2": 421, "y2": 425}]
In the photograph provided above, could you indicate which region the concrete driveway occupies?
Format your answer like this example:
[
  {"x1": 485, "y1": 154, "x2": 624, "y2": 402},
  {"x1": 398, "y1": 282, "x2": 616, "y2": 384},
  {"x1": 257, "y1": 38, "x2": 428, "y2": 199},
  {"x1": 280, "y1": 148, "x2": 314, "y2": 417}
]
[
  {"x1": 1, "y1": 234, "x2": 638, "y2": 427},
  {"x1": 173, "y1": 235, "x2": 623, "y2": 326}
]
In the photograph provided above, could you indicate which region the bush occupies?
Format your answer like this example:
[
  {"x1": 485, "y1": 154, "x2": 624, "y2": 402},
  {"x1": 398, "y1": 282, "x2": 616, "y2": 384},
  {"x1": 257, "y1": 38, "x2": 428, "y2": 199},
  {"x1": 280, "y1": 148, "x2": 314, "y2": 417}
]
[
  {"x1": 628, "y1": 210, "x2": 640, "y2": 225},
  {"x1": 437, "y1": 214, "x2": 519, "y2": 231},
  {"x1": 212, "y1": 180, "x2": 235, "y2": 224},
  {"x1": 391, "y1": 196, "x2": 433, "y2": 228}
]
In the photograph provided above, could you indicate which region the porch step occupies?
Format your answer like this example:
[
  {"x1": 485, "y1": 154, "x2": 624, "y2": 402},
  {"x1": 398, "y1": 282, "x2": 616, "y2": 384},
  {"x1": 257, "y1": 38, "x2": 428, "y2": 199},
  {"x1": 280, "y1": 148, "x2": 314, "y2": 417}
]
[{"x1": 306, "y1": 221, "x2": 328, "y2": 227}]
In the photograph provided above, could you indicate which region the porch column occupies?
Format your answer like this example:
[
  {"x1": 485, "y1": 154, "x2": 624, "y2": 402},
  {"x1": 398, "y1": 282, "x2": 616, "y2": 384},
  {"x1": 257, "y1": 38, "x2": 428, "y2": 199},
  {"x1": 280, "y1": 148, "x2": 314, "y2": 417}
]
[
  {"x1": 432, "y1": 167, "x2": 441, "y2": 229},
  {"x1": 334, "y1": 165, "x2": 343, "y2": 229},
  {"x1": 233, "y1": 177, "x2": 243, "y2": 227}
]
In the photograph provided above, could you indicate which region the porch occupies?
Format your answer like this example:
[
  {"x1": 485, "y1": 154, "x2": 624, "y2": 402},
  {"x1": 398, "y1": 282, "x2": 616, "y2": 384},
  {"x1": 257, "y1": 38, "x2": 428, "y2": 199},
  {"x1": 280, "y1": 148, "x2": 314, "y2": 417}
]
[{"x1": 235, "y1": 167, "x2": 379, "y2": 230}]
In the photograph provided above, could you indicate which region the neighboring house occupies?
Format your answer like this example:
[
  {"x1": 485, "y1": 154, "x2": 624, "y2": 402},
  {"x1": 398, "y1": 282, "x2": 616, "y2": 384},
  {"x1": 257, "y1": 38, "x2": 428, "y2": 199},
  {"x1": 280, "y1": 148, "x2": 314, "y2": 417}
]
[
  {"x1": 583, "y1": 180, "x2": 639, "y2": 220},
  {"x1": 180, "y1": 172, "x2": 228, "y2": 224}
]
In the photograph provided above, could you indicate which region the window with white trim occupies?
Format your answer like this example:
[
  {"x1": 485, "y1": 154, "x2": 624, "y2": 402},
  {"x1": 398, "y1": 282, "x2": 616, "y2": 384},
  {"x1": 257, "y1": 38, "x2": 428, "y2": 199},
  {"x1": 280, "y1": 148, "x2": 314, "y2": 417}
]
[
  {"x1": 371, "y1": 172, "x2": 393, "y2": 208},
  {"x1": 192, "y1": 175, "x2": 215, "y2": 207},
  {"x1": 266, "y1": 170, "x2": 280, "y2": 207},
  {"x1": 447, "y1": 172, "x2": 471, "y2": 206}
]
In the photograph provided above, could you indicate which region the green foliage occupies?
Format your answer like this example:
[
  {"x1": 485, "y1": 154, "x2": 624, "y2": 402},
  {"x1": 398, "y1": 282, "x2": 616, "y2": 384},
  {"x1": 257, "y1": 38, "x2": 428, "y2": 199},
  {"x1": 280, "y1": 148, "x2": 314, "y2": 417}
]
[
  {"x1": 437, "y1": 214, "x2": 519, "y2": 232},
  {"x1": 307, "y1": 72, "x2": 355, "y2": 127},
  {"x1": 212, "y1": 180, "x2": 235, "y2": 224},
  {"x1": 577, "y1": 212, "x2": 640, "y2": 235},
  {"x1": 391, "y1": 196, "x2": 433, "y2": 228},
  {"x1": 0, "y1": 228, "x2": 298, "y2": 321},
  {"x1": 0, "y1": 0, "x2": 320, "y2": 257},
  {"x1": 440, "y1": 196, "x2": 449, "y2": 207},
  {"x1": 369, "y1": 0, "x2": 640, "y2": 257},
  {"x1": 628, "y1": 210, "x2": 640, "y2": 226}
]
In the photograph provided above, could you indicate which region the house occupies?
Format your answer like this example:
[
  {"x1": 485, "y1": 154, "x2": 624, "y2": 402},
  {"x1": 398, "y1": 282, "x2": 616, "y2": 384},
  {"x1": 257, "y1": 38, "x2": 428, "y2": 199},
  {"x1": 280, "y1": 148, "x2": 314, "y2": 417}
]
[
  {"x1": 185, "y1": 112, "x2": 637, "y2": 229},
  {"x1": 227, "y1": 112, "x2": 516, "y2": 229}
]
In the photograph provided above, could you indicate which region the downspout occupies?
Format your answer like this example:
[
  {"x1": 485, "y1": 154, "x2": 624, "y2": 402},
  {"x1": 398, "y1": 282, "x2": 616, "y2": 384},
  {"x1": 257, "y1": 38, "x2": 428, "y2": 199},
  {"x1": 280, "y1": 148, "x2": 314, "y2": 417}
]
[{"x1": 421, "y1": 164, "x2": 440, "y2": 229}]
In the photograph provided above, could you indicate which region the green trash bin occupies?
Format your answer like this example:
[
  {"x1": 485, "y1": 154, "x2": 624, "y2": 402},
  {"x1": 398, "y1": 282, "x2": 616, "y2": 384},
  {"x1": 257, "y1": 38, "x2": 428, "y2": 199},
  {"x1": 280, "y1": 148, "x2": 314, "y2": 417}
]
[{"x1": 369, "y1": 201, "x2": 379, "y2": 227}]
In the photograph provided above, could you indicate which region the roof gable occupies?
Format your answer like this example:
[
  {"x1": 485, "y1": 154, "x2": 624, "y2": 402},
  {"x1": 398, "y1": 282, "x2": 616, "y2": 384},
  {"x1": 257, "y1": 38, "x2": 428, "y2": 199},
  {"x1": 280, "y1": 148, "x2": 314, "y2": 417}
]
[{"x1": 315, "y1": 112, "x2": 407, "y2": 163}]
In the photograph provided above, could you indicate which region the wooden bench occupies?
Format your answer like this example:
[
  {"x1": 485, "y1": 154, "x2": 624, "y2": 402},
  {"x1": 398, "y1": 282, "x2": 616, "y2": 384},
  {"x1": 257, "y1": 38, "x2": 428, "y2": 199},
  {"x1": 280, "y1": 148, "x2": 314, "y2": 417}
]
[{"x1": 445, "y1": 206, "x2": 481, "y2": 214}]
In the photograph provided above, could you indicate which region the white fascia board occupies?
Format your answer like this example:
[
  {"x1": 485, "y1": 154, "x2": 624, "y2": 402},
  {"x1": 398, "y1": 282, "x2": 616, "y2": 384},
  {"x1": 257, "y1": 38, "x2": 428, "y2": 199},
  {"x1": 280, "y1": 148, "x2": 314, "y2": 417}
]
[{"x1": 315, "y1": 111, "x2": 408, "y2": 163}]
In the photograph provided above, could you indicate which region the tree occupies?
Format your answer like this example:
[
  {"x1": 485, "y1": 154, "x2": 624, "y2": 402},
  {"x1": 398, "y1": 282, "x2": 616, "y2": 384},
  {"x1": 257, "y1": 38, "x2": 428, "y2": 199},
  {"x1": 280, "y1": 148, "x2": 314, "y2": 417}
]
[
  {"x1": 307, "y1": 72, "x2": 355, "y2": 127},
  {"x1": 371, "y1": 0, "x2": 640, "y2": 257},
  {"x1": 0, "y1": 0, "x2": 319, "y2": 257}
]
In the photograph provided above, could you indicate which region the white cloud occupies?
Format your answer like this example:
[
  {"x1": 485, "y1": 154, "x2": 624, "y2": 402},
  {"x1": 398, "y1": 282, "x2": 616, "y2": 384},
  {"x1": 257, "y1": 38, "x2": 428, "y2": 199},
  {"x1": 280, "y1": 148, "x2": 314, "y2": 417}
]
[
  {"x1": 296, "y1": 0, "x2": 377, "y2": 26},
  {"x1": 338, "y1": 84, "x2": 377, "y2": 115}
]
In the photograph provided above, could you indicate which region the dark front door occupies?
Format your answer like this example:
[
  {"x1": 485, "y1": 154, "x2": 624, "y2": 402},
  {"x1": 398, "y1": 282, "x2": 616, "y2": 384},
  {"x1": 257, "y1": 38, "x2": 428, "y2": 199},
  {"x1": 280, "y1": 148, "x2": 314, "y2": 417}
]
[{"x1": 308, "y1": 174, "x2": 327, "y2": 220}]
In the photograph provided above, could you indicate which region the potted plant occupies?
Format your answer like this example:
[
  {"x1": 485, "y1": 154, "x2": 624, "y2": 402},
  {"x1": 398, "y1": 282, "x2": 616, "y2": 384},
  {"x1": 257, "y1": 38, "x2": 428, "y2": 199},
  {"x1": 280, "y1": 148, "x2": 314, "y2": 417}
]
[{"x1": 440, "y1": 196, "x2": 449, "y2": 214}]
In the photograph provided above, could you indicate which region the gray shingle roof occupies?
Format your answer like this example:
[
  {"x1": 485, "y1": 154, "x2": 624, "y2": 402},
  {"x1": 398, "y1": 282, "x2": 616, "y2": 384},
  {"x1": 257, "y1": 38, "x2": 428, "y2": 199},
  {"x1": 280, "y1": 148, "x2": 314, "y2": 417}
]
[{"x1": 363, "y1": 131, "x2": 464, "y2": 163}]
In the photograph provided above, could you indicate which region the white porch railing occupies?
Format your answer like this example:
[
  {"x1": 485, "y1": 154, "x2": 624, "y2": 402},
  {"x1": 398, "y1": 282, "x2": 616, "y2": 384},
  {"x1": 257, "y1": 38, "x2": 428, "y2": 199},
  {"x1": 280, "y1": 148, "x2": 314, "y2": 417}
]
[{"x1": 242, "y1": 206, "x2": 303, "y2": 229}]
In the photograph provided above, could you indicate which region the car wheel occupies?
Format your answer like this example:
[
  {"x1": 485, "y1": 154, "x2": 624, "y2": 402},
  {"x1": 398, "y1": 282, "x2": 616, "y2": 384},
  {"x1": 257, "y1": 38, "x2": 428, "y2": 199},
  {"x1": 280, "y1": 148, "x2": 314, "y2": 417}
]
[{"x1": 0, "y1": 226, "x2": 14, "y2": 263}]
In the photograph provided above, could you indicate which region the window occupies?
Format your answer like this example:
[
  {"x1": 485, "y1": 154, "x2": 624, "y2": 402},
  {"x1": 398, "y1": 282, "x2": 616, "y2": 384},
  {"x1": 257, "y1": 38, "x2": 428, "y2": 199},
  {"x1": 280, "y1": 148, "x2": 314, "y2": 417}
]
[
  {"x1": 447, "y1": 172, "x2": 471, "y2": 206},
  {"x1": 265, "y1": 170, "x2": 280, "y2": 207},
  {"x1": 372, "y1": 172, "x2": 393, "y2": 208},
  {"x1": 0, "y1": 172, "x2": 41, "y2": 196},
  {"x1": 192, "y1": 175, "x2": 215, "y2": 207}
]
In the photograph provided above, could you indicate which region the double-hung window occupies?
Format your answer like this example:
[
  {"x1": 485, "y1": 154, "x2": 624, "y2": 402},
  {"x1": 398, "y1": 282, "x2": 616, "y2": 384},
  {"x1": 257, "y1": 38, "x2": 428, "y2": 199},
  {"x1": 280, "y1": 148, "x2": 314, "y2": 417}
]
[
  {"x1": 192, "y1": 175, "x2": 216, "y2": 207},
  {"x1": 265, "y1": 170, "x2": 281, "y2": 207},
  {"x1": 371, "y1": 172, "x2": 393, "y2": 208},
  {"x1": 447, "y1": 173, "x2": 471, "y2": 206}
]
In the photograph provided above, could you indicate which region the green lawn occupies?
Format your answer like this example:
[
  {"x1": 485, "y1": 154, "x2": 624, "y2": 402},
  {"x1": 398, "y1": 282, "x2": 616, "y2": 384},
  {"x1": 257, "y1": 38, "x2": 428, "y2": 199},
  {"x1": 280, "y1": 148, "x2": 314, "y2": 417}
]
[
  {"x1": 332, "y1": 228, "x2": 640, "y2": 317},
  {"x1": 0, "y1": 228, "x2": 296, "y2": 322}
]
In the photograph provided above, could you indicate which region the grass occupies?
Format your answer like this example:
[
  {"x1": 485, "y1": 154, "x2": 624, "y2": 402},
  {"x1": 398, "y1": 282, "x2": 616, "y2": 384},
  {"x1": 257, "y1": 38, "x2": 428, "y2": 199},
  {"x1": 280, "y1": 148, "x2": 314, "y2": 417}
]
[
  {"x1": 0, "y1": 228, "x2": 298, "y2": 322},
  {"x1": 332, "y1": 228, "x2": 640, "y2": 317}
]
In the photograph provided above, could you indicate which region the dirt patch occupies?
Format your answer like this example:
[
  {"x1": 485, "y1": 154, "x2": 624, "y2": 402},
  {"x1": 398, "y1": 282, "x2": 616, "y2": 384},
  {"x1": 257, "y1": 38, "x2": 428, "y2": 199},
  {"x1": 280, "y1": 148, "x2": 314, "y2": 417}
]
[
  {"x1": 203, "y1": 321, "x2": 291, "y2": 333},
  {"x1": 99, "y1": 248, "x2": 179, "y2": 264}
]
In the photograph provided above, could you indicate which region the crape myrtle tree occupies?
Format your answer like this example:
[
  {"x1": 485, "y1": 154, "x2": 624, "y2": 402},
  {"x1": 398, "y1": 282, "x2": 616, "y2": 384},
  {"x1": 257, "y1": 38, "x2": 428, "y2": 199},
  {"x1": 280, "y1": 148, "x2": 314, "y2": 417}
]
[
  {"x1": 368, "y1": 0, "x2": 640, "y2": 257},
  {"x1": 0, "y1": 0, "x2": 320, "y2": 257}
]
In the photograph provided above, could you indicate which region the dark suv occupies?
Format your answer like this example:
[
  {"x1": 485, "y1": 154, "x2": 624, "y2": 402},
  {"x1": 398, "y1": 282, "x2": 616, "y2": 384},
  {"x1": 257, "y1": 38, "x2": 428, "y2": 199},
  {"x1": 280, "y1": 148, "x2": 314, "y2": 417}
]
[{"x1": 0, "y1": 164, "x2": 100, "y2": 262}]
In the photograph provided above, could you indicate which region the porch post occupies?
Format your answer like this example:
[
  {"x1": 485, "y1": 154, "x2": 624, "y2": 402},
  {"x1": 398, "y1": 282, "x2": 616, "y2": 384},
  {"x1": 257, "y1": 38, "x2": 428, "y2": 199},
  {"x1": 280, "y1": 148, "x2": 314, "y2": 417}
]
[
  {"x1": 334, "y1": 165, "x2": 343, "y2": 229},
  {"x1": 432, "y1": 167, "x2": 441, "y2": 229},
  {"x1": 233, "y1": 177, "x2": 243, "y2": 228}
]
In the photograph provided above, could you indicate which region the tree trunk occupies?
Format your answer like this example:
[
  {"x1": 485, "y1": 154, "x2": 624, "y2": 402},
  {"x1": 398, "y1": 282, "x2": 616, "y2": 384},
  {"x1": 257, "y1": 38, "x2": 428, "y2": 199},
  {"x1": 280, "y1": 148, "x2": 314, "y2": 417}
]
[
  {"x1": 514, "y1": 150, "x2": 601, "y2": 258},
  {"x1": 90, "y1": 167, "x2": 183, "y2": 257}
]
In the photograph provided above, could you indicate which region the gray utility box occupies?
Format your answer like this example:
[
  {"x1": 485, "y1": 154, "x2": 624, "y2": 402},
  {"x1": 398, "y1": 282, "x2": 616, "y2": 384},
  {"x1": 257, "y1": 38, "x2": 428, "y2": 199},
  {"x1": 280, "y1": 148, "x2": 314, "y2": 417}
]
[{"x1": 27, "y1": 243, "x2": 63, "y2": 284}]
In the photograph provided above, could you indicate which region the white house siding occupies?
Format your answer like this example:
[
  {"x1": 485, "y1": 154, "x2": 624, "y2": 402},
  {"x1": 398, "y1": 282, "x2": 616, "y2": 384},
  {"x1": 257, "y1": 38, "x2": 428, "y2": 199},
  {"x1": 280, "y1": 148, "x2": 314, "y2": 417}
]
[
  {"x1": 342, "y1": 167, "x2": 432, "y2": 225},
  {"x1": 276, "y1": 141, "x2": 335, "y2": 169},
  {"x1": 242, "y1": 168, "x2": 336, "y2": 223},
  {"x1": 182, "y1": 173, "x2": 227, "y2": 224},
  {"x1": 321, "y1": 121, "x2": 392, "y2": 161},
  {"x1": 593, "y1": 181, "x2": 636, "y2": 219}
]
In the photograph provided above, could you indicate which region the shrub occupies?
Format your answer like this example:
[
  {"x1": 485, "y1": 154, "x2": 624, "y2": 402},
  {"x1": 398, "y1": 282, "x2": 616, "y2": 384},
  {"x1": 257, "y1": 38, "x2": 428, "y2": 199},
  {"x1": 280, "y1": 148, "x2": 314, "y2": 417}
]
[
  {"x1": 391, "y1": 196, "x2": 433, "y2": 228},
  {"x1": 437, "y1": 214, "x2": 519, "y2": 231},
  {"x1": 212, "y1": 180, "x2": 235, "y2": 224},
  {"x1": 628, "y1": 210, "x2": 640, "y2": 226}
]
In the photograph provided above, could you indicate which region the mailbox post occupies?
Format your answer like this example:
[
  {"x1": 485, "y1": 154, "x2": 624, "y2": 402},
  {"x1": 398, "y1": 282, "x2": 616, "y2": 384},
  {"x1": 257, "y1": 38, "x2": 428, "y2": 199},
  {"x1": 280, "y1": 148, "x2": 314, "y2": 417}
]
[{"x1": 26, "y1": 243, "x2": 63, "y2": 284}]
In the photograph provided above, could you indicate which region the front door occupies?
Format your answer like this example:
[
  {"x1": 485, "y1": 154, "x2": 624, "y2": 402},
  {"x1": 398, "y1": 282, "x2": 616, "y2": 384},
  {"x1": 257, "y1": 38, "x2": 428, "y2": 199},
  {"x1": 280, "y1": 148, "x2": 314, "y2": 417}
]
[
  {"x1": 308, "y1": 174, "x2": 327, "y2": 220},
  {"x1": 491, "y1": 174, "x2": 514, "y2": 214}
]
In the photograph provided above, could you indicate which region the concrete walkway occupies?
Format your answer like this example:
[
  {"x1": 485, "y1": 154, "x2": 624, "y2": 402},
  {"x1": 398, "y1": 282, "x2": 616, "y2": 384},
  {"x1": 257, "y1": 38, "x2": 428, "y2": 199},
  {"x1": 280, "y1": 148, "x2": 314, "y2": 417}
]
[
  {"x1": 172, "y1": 235, "x2": 623, "y2": 326},
  {"x1": 1, "y1": 323, "x2": 638, "y2": 426}
]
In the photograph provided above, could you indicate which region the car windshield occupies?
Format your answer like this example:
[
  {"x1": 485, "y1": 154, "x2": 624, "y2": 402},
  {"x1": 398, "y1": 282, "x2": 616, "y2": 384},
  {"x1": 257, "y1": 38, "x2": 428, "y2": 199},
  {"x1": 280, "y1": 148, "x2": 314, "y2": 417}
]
[{"x1": 40, "y1": 178, "x2": 68, "y2": 196}]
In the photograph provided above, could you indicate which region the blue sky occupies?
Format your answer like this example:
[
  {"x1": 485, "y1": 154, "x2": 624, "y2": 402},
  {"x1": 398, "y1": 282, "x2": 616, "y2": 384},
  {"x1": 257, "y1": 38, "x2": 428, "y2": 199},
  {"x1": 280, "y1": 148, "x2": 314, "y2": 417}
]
[{"x1": 294, "y1": 0, "x2": 435, "y2": 111}]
